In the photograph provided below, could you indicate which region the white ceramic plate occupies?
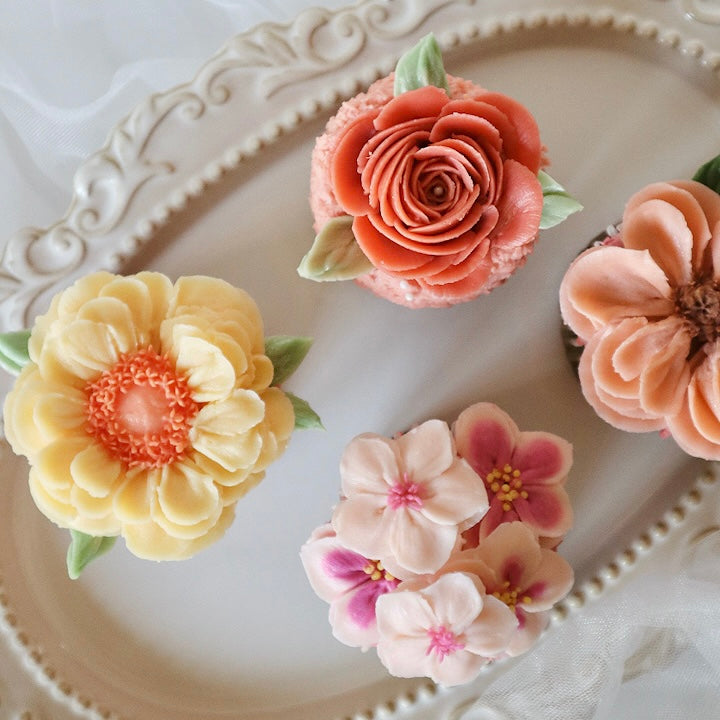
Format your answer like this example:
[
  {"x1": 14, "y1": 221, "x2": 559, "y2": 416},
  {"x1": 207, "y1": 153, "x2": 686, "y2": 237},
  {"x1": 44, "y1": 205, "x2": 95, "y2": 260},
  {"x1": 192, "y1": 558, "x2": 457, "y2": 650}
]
[{"x1": 2, "y1": 2, "x2": 720, "y2": 718}]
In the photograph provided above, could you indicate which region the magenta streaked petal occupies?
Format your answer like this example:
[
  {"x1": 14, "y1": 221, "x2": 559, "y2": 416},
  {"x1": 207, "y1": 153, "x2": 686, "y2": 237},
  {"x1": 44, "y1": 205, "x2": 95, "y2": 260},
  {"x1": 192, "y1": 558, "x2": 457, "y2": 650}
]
[
  {"x1": 512, "y1": 431, "x2": 572, "y2": 485},
  {"x1": 514, "y1": 485, "x2": 573, "y2": 538},
  {"x1": 453, "y1": 403, "x2": 518, "y2": 476}
]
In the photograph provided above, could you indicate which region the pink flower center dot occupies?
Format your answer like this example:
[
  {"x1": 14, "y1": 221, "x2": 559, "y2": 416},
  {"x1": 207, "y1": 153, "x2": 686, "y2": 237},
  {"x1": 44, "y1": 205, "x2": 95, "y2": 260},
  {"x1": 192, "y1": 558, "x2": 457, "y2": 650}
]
[
  {"x1": 426, "y1": 626, "x2": 465, "y2": 661},
  {"x1": 362, "y1": 559, "x2": 396, "y2": 583},
  {"x1": 85, "y1": 347, "x2": 199, "y2": 469},
  {"x1": 387, "y1": 473, "x2": 424, "y2": 511},
  {"x1": 485, "y1": 464, "x2": 528, "y2": 512},
  {"x1": 492, "y1": 580, "x2": 533, "y2": 612}
]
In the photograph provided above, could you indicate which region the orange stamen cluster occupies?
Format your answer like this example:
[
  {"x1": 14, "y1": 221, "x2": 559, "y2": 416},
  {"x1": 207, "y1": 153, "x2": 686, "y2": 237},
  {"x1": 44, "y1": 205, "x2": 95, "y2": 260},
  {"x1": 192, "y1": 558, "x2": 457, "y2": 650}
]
[
  {"x1": 85, "y1": 347, "x2": 199, "y2": 469},
  {"x1": 485, "y1": 463, "x2": 529, "y2": 512}
]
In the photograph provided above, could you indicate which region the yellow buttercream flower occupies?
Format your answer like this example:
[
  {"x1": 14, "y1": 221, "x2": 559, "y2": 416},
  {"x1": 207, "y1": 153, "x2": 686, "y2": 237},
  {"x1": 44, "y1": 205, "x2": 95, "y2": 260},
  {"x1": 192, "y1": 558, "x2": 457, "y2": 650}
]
[{"x1": 3, "y1": 272, "x2": 296, "y2": 560}]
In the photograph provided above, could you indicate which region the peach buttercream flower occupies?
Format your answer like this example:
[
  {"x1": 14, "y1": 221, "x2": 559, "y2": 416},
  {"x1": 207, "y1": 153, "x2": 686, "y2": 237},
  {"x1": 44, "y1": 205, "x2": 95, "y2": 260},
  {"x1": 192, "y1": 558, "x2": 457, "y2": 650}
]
[
  {"x1": 559, "y1": 180, "x2": 720, "y2": 459},
  {"x1": 310, "y1": 75, "x2": 545, "y2": 307},
  {"x1": 3, "y1": 272, "x2": 295, "y2": 560}
]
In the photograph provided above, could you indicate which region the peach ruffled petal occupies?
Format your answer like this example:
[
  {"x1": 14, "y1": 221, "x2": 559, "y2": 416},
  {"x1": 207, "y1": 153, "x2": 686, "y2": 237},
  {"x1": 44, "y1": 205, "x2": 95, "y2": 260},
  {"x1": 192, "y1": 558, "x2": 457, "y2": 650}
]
[
  {"x1": 621, "y1": 198, "x2": 693, "y2": 287},
  {"x1": 560, "y1": 246, "x2": 674, "y2": 340}
]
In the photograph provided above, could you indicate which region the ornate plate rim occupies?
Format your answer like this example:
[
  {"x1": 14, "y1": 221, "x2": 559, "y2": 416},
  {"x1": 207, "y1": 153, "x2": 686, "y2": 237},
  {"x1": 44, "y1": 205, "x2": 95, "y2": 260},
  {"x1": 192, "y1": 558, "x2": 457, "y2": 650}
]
[{"x1": 2, "y1": 2, "x2": 720, "y2": 719}]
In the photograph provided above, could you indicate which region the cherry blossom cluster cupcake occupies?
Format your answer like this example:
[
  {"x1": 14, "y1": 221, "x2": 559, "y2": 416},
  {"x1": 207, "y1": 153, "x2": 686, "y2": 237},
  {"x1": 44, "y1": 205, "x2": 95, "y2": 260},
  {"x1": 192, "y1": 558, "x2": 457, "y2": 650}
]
[
  {"x1": 0, "y1": 271, "x2": 320, "y2": 577},
  {"x1": 301, "y1": 402, "x2": 574, "y2": 686},
  {"x1": 560, "y1": 153, "x2": 720, "y2": 460},
  {"x1": 298, "y1": 34, "x2": 581, "y2": 308}
]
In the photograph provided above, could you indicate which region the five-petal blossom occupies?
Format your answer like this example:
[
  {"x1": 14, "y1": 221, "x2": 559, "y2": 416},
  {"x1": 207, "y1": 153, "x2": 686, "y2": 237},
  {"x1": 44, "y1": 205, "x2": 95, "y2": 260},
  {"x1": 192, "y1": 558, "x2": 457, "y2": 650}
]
[
  {"x1": 332, "y1": 419, "x2": 489, "y2": 575},
  {"x1": 453, "y1": 402, "x2": 573, "y2": 544}
]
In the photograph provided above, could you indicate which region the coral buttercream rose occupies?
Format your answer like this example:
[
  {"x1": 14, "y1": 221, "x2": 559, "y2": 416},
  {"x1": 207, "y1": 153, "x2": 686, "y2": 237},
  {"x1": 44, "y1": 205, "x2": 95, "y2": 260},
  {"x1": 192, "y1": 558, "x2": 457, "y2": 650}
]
[
  {"x1": 310, "y1": 76, "x2": 545, "y2": 307},
  {"x1": 3, "y1": 272, "x2": 296, "y2": 560},
  {"x1": 559, "y1": 179, "x2": 720, "y2": 459}
]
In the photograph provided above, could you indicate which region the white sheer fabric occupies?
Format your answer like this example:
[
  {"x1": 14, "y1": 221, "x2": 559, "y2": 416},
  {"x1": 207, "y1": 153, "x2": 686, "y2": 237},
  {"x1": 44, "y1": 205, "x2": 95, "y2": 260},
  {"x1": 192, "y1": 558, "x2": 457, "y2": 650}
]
[
  {"x1": 0, "y1": 0, "x2": 348, "y2": 236},
  {"x1": 458, "y1": 530, "x2": 720, "y2": 720},
  {"x1": 1, "y1": 2, "x2": 718, "y2": 719}
]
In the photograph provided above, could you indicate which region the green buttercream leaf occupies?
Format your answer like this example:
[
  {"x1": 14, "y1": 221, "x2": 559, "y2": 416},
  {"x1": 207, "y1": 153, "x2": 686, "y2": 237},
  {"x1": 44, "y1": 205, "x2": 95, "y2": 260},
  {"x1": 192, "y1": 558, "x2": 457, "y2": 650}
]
[
  {"x1": 66, "y1": 530, "x2": 117, "y2": 580},
  {"x1": 298, "y1": 215, "x2": 374, "y2": 281},
  {"x1": 286, "y1": 392, "x2": 324, "y2": 430},
  {"x1": 0, "y1": 330, "x2": 31, "y2": 375},
  {"x1": 265, "y1": 335, "x2": 313, "y2": 386},
  {"x1": 538, "y1": 170, "x2": 583, "y2": 230},
  {"x1": 393, "y1": 33, "x2": 449, "y2": 96},
  {"x1": 693, "y1": 154, "x2": 720, "y2": 195}
]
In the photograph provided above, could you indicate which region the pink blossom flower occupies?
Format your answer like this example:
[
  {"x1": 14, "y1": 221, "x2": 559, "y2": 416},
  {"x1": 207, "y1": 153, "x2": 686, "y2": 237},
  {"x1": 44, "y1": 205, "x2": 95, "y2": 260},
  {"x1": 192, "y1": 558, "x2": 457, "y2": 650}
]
[
  {"x1": 374, "y1": 571, "x2": 518, "y2": 685},
  {"x1": 559, "y1": 180, "x2": 720, "y2": 459},
  {"x1": 332, "y1": 419, "x2": 488, "y2": 575},
  {"x1": 445, "y1": 522, "x2": 574, "y2": 656},
  {"x1": 453, "y1": 402, "x2": 573, "y2": 543},
  {"x1": 300, "y1": 524, "x2": 401, "y2": 649}
]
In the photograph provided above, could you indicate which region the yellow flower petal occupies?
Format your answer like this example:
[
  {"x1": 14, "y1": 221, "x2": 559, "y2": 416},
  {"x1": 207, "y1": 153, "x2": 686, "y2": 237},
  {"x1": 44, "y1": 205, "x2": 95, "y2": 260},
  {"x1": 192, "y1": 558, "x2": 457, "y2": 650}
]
[
  {"x1": 172, "y1": 334, "x2": 235, "y2": 403},
  {"x1": 29, "y1": 471, "x2": 76, "y2": 527},
  {"x1": 193, "y1": 389, "x2": 264, "y2": 435},
  {"x1": 170, "y1": 277, "x2": 263, "y2": 342},
  {"x1": 70, "y1": 484, "x2": 115, "y2": 519},
  {"x1": 4, "y1": 365, "x2": 49, "y2": 457},
  {"x1": 70, "y1": 443, "x2": 124, "y2": 498},
  {"x1": 113, "y1": 471, "x2": 154, "y2": 523},
  {"x1": 99, "y1": 273, "x2": 172, "y2": 346},
  {"x1": 77, "y1": 296, "x2": 137, "y2": 346},
  {"x1": 33, "y1": 391, "x2": 86, "y2": 443},
  {"x1": 34, "y1": 437, "x2": 87, "y2": 494},
  {"x1": 122, "y1": 505, "x2": 236, "y2": 560},
  {"x1": 219, "y1": 471, "x2": 264, "y2": 504},
  {"x1": 191, "y1": 427, "x2": 263, "y2": 473},
  {"x1": 156, "y1": 463, "x2": 221, "y2": 526},
  {"x1": 56, "y1": 319, "x2": 126, "y2": 379},
  {"x1": 248, "y1": 354, "x2": 274, "y2": 391}
]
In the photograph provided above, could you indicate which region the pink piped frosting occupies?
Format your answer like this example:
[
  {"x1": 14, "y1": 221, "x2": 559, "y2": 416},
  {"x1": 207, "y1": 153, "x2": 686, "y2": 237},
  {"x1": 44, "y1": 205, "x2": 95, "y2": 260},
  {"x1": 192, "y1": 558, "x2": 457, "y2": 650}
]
[{"x1": 560, "y1": 179, "x2": 720, "y2": 459}]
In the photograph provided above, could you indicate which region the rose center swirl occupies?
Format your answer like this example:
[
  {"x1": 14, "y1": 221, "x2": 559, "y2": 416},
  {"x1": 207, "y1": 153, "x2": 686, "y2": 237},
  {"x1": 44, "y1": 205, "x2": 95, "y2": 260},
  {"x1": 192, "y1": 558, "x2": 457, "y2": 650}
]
[
  {"x1": 426, "y1": 626, "x2": 465, "y2": 661},
  {"x1": 492, "y1": 580, "x2": 533, "y2": 612},
  {"x1": 484, "y1": 464, "x2": 528, "y2": 512},
  {"x1": 85, "y1": 347, "x2": 199, "y2": 469},
  {"x1": 676, "y1": 280, "x2": 720, "y2": 345}
]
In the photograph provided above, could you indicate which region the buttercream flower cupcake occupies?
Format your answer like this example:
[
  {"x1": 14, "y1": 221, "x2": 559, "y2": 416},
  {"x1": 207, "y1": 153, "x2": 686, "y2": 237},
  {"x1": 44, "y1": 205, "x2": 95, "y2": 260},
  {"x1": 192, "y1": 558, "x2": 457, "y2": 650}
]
[
  {"x1": 560, "y1": 154, "x2": 720, "y2": 460},
  {"x1": 299, "y1": 34, "x2": 581, "y2": 308},
  {"x1": 0, "y1": 271, "x2": 320, "y2": 576},
  {"x1": 301, "y1": 402, "x2": 574, "y2": 686}
]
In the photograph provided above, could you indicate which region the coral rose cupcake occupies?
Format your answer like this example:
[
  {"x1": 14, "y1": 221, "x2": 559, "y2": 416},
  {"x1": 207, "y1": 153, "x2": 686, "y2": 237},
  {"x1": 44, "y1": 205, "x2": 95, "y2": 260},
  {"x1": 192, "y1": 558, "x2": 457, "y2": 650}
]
[{"x1": 299, "y1": 34, "x2": 581, "y2": 308}]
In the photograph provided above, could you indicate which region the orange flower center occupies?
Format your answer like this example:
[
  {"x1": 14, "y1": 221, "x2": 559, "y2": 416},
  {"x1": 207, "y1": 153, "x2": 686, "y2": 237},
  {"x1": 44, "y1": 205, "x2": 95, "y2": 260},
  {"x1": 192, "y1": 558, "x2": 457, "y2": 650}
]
[
  {"x1": 85, "y1": 348, "x2": 199, "y2": 469},
  {"x1": 485, "y1": 464, "x2": 528, "y2": 512},
  {"x1": 676, "y1": 281, "x2": 720, "y2": 345}
]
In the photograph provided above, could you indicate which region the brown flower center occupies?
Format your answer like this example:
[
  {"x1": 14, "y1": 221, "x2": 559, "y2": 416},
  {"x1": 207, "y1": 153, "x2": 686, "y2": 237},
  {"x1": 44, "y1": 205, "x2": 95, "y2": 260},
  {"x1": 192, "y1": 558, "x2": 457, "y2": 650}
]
[
  {"x1": 676, "y1": 281, "x2": 720, "y2": 345},
  {"x1": 85, "y1": 348, "x2": 199, "y2": 469}
]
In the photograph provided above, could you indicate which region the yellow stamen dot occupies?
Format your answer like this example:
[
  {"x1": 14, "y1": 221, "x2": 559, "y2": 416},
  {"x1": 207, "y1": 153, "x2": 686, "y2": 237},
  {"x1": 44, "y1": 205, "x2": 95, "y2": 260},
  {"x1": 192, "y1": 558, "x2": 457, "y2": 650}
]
[
  {"x1": 523, "y1": 596, "x2": 533, "y2": 605},
  {"x1": 503, "y1": 464, "x2": 512, "y2": 473},
  {"x1": 502, "y1": 502, "x2": 511, "y2": 512},
  {"x1": 501, "y1": 483, "x2": 511, "y2": 492},
  {"x1": 521, "y1": 491, "x2": 529, "y2": 499},
  {"x1": 513, "y1": 469, "x2": 521, "y2": 478},
  {"x1": 491, "y1": 482, "x2": 500, "y2": 493}
]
